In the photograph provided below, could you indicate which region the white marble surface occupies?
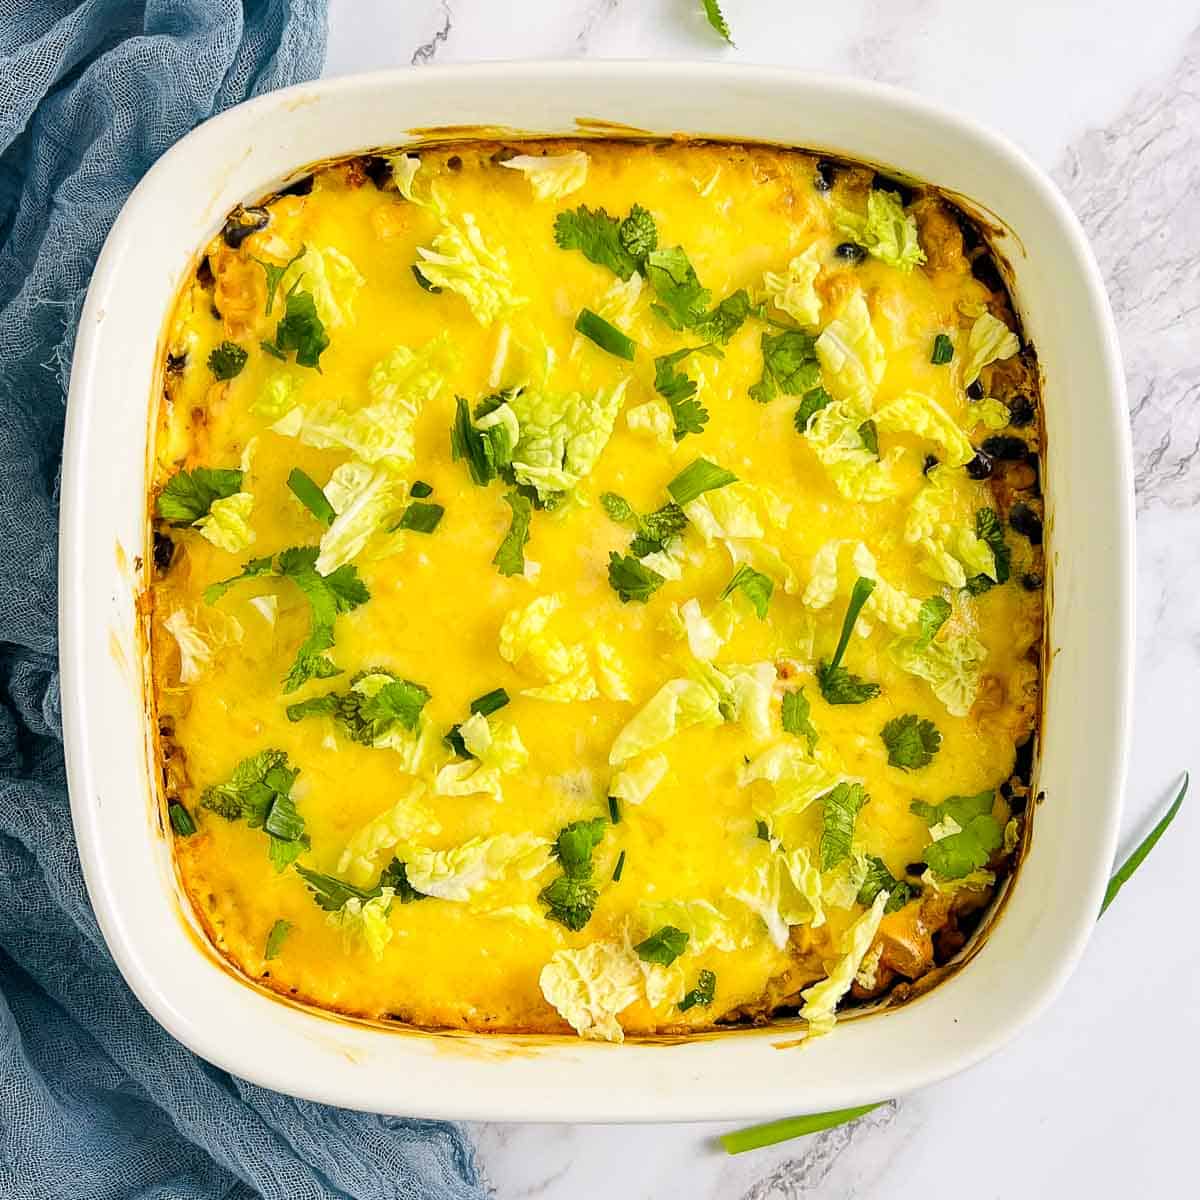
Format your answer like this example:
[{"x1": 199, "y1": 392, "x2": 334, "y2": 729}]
[{"x1": 324, "y1": 3, "x2": 1199, "y2": 1194}]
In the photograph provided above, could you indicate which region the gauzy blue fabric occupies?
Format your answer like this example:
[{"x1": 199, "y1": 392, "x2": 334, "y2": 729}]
[{"x1": 0, "y1": 4, "x2": 487, "y2": 1198}]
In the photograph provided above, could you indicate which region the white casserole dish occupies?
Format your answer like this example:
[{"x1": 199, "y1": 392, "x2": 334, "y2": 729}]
[{"x1": 59, "y1": 62, "x2": 1132, "y2": 1122}]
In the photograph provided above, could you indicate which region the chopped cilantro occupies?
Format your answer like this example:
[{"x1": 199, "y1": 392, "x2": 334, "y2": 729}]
[
  {"x1": 156, "y1": 467, "x2": 243, "y2": 525},
  {"x1": 702, "y1": 0, "x2": 733, "y2": 44},
  {"x1": 168, "y1": 801, "x2": 196, "y2": 837},
  {"x1": 600, "y1": 492, "x2": 637, "y2": 525},
  {"x1": 654, "y1": 346, "x2": 720, "y2": 440},
  {"x1": 780, "y1": 688, "x2": 818, "y2": 753},
  {"x1": 553, "y1": 818, "x2": 607, "y2": 872},
  {"x1": 794, "y1": 385, "x2": 833, "y2": 432},
  {"x1": 607, "y1": 552, "x2": 666, "y2": 603},
  {"x1": 263, "y1": 283, "x2": 329, "y2": 370},
  {"x1": 755, "y1": 819, "x2": 771, "y2": 841},
  {"x1": 858, "y1": 419, "x2": 879, "y2": 457},
  {"x1": 254, "y1": 244, "x2": 305, "y2": 315},
  {"x1": 286, "y1": 669, "x2": 430, "y2": 744},
  {"x1": 618, "y1": 204, "x2": 658, "y2": 260},
  {"x1": 666, "y1": 457, "x2": 738, "y2": 505},
  {"x1": 819, "y1": 782, "x2": 869, "y2": 870},
  {"x1": 540, "y1": 818, "x2": 607, "y2": 931},
  {"x1": 817, "y1": 577, "x2": 881, "y2": 705},
  {"x1": 575, "y1": 308, "x2": 637, "y2": 360},
  {"x1": 470, "y1": 688, "x2": 510, "y2": 717},
  {"x1": 264, "y1": 919, "x2": 292, "y2": 960},
  {"x1": 965, "y1": 508, "x2": 1012, "y2": 594},
  {"x1": 881, "y1": 714, "x2": 942, "y2": 770},
  {"x1": 915, "y1": 596, "x2": 951, "y2": 649},
  {"x1": 720, "y1": 564, "x2": 774, "y2": 619},
  {"x1": 679, "y1": 968, "x2": 716, "y2": 1011},
  {"x1": 694, "y1": 289, "x2": 752, "y2": 343},
  {"x1": 287, "y1": 468, "x2": 335, "y2": 526},
  {"x1": 378, "y1": 857, "x2": 428, "y2": 903},
  {"x1": 629, "y1": 503, "x2": 688, "y2": 558},
  {"x1": 207, "y1": 341, "x2": 248, "y2": 381},
  {"x1": 857, "y1": 856, "x2": 918, "y2": 913},
  {"x1": 395, "y1": 500, "x2": 445, "y2": 533},
  {"x1": 930, "y1": 333, "x2": 955, "y2": 364},
  {"x1": 645, "y1": 248, "x2": 750, "y2": 344},
  {"x1": 410, "y1": 480, "x2": 434, "y2": 498},
  {"x1": 750, "y1": 330, "x2": 820, "y2": 404},
  {"x1": 293, "y1": 864, "x2": 381, "y2": 912},
  {"x1": 200, "y1": 749, "x2": 308, "y2": 871},
  {"x1": 493, "y1": 489, "x2": 533, "y2": 576},
  {"x1": 635, "y1": 925, "x2": 689, "y2": 966},
  {"x1": 450, "y1": 395, "x2": 514, "y2": 487},
  {"x1": 911, "y1": 791, "x2": 1003, "y2": 879},
  {"x1": 554, "y1": 205, "x2": 641, "y2": 279}
]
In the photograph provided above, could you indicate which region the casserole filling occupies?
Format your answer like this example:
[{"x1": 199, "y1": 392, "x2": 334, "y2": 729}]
[{"x1": 150, "y1": 140, "x2": 1042, "y2": 1041}]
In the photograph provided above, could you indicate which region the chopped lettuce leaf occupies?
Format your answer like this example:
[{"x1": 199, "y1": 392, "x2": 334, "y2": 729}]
[
  {"x1": 499, "y1": 150, "x2": 589, "y2": 200},
  {"x1": 610, "y1": 753, "x2": 670, "y2": 805},
  {"x1": 805, "y1": 401, "x2": 904, "y2": 501},
  {"x1": 434, "y1": 711, "x2": 528, "y2": 801},
  {"x1": 762, "y1": 246, "x2": 823, "y2": 327},
  {"x1": 683, "y1": 482, "x2": 765, "y2": 544},
  {"x1": 962, "y1": 312, "x2": 1020, "y2": 386},
  {"x1": 336, "y1": 784, "x2": 441, "y2": 886},
  {"x1": 625, "y1": 398, "x2": 674, "y2": 448},
  {"x1": 872, "y1": 390, "x2": 975, "y2": 467},
  {"x1": 163, "y1": 607, "x2": 243, "y2": 684},
  {"x1": 314, "y1": 462, "x2": 403, "y2": 575},
  {"x1": 799, "y1": 890, "x2": 889, "y2": 1036},
  {"x1": 596, "y1": 272, "x2": 644, "y2": 331},
  {"x1": 194, "y1": 491, "x2": 255, "y2": 553},
  {"x1": 739, "y1": 743, "x2": 844, "y2": 828},
  {"x1": 252, "y1": 373, "x2": 303, "y2": 422},
  {"x1": 609, "y1": 676, "x2": 724, "y2": 765},
  {"x1": 325, "y1": 889, "x2": 395, "y2": 961},
  {"x1": 403, "y1": 832, "x2": 550, "y2": 902},
  {"x1": 280, "y1": 245, "x2": 365, "y2": 330},
  {"x1": 416, "y1": 212, "x2": 524, "y2": 325},
  {"x1": 678, "y1": 598, "x2": 726, "y2": 661},
  {"x1": 539, "y1": 941, "x2": 643, "y2": 1042},
  {"x1": 890, "y1": 633, "x2": 987, "y2": 716},
  {"x1": 593, "y1": 640, "x2": 632, "y2": 701},
  {"x1": 814, "y1": 292, "x2": 886, "y2": 412},
  {"x1": 836, "y1": 190, "x2": 925, "y2": 272},
  {"x1": 966, "y1": 396, "x2": 1012, "y2": 430}
]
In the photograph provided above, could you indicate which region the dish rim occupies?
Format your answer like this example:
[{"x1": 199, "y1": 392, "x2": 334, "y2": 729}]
[{"x1": 59, "y1": 60, "x2": 1133, "y2": 1122}]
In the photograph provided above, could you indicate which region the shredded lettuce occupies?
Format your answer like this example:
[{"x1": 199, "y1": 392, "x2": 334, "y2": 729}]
[
  {"x1": 962, "y1": 312, "x2": 1019, "y2": 386},
  {"x1": 416, "y1": 212, "x2": 524, "y2": 325},
  {"x1": 684, "y1": 482, "x2": 766, "y2": 544},
  {"x1": 872, "y1": 390, "x2": 975, "y2": 467},
  {"x1": 163, "y1": 607, "x2": 243, "y2": 684},
  {"x1": 814, "y1": 292, "x2": 886, "y2": 411},
  {"x1": 499, "y1": 594, "x2": 602, "y2": 702},
  {"x1": 194, "y1": 491, "x2": 255, "y2": 553},
  {"x1": 593, "y1": 640, "x2": 632, "y2": 702},
  {"x1": 313, "y1": 462, "x2": 403, "y2": 575},
  {"x1": 805, "y1": 402, "x2": 904, "y2": 501},
  {"x1": 609, "y1": 753, "x2": 670, "y2": 805},
  {"x1": 336, "y1": 784, "x2": 441, "y2": 886},
  {"x1": 434, "y1": 712, "x2": 529, "y2": 801},
  {"x1": 500, "y1": 150, "x2": 589, "y2": 200},
  {"x1": 803, "y1": 540, "x2": 923, "y2": 637},
  {"x1": 727, "y1": 840, "x2": 821, "y2": 949},
  {"x1": 836, "y1": 190, "x2": 925, "y2": 272},
  {"x1": 799, "y1": 889, "x2": 889, "y2": 1036},
  {"x1": 403, "y1": 832, "x2": 550, "y2": 902},
  {"x1": 890, "y1": 633, "x2": 987, "y2": 716},
  {"x1": 739, "y1": 742, "x2": 844, "y2": 828},
  {"x1": 326, "y1": 889, "x2": 395, "y2": 961},
  {"x1": 780, "y1": 846, "x2": 826, "y2": 928},
  {"x1": 725, "y1": 539, "x2": 799, "y2": 596},
  {"x1": 966, "y1": 396, "x2": 1012, "y2": 430},
  {"x1": 762, "y1": 246, "x2": 822, "y2": 327},
  {"x1": 252, "y1": 372, "x2": 302, "y2": 421},
  {"x1": 595, "y1": 273, "x2": 644, "y2": 332},
  {"x1": 625, "y1": 398, "x2": 674, "y2": 448},
  {"x1": 280, "y1": 245, "x2": 365, "y2": 330},
  {"x1": 609, "y1": 676, "x2": 724, "y2": 766},
  {"x1": 678, "y1": 598, "x2": 725, "y2": 661},
  {"x1": 539, "y1": 941, "x2": 643, "y2": 1042},
  {"x1": 905, "y1": 467, "x2": 999, "y2": 589}
]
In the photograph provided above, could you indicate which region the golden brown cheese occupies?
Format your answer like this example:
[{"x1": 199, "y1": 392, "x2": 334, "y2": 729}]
[{"x1": 149, "y1": 140, "x2": 1042, "y2": 1041}]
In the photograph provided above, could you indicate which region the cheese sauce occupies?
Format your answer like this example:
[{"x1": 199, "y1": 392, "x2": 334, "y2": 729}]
[{"x1": 151, "y1": 141, "x2": 1042, "y2": 1040}]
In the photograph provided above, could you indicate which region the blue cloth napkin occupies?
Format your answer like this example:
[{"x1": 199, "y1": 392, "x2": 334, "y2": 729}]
[{"x1": 0, "y1": 4, "x2": 486, "y2": 1197}]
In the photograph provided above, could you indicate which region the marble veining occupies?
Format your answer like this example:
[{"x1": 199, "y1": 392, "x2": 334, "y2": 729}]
[{"x1": 322, "y1": 2, "x2": 1199, "y2": 1195}]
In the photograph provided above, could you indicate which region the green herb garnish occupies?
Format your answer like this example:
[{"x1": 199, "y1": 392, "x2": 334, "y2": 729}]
[
  {"x1": 881, "y1": 714, "x2": 942, "y2": 770},
  {"x1": 575, "y1": 308, "x2": 637, "y2": 360},
  {"x1": 156, "y1": 467, "x2": 243, "y2": 525},
  {"x1": 645, "y1": 247, "x2": 750, "y2": 343},
  {"x1": 410, "y1": 480, "x2": 434, "y2": 498},
  {"x1": 607, "y1": 552, "x2": 666, "y2": 603},
  {"x1": 780, "y1": 688, "x2": 818, "y2": 753},
  {"x1": 930, "y1": 333, "x2": 954, "y2": 364},
  {"x1": 286, "y1": 668, "x2": 429, "y2": 744},
  {"x1": 608, "y1": 795, "x2": 621, "y2": 824},
  {"x1": 493, "y1": 489, "x2": 533, "y2": 576},
  {"x1": 539, "y1": 818, "x2": 607, "y2": 931},
  {"x1": 254, "y1": 244, "x2": 305, "y2": 314},
  {"x1": 470, "y1": 688, "x2": 510, "y2": 717},
  {"x1": 679, "y1": 968, "x2": 717, "y2": 1011},
  {"x1": 701, "y1": 0, "x2": 733, "y2": 44},
  {"x1": 858, "y1": 419, "x2": 880, "y2": 457},
  {"x1": 396, "y1": 500, "x2": 445, "y2": 534},
  {"x1": 819, "y1": 782, "x2": 869, "y2": 870},
  {"x1": 749, "y1": 329, "x2": 821, "y2": 403},
  {"x1": 264, "y1": 919, "x2": 292, "y2": 960},
  {"x1": 965, "y1": 508, "x2": 1011, "y2": 595},
  {"x1": 720, "y1": 1104, "x2": 884, "y2": 1155},
  {"x1": 611, "y1": 849, "x2": 627, "y2": 882},
  {"x1": 857, "y1": 856, "x2": 918, "y2": 913},
  {"x1": 817, "y1": 576, "x2": 881, "y2": 705},
  {"x1": 554, "y1": 206, "x2": 645, "y2": 279},
  {"x1": 450, "y1": 395, "x2": 514, "y2": 486},
  {"x1": 411, "y1": 264, "x2": 442, "y2": 293},
  {"x1": 794, "y1": 385, "x2": 833, "y2": 432},
  {"x1": 200, "y1": 749, "x2": 308, "y2": 871},
  {"x1": 168, "y1": 801, "x2": 196, "y2": 837},
  {"x1": 287, "y1": 467, "x2": 335, "y2": 526},
  {"x1": 911, "y1": 791, "x2": 1002, "y2": 879},
  {"x1": 207, "y1": 341, "x2": 248, "y2": 381},
  {"x1": 720, "y1": 564, "x2": 774, "y2": 619},
  {"x1": 262, "y1": 282, "x2": 329, "y2": 369},
  {"x1": 666, "y1": 457, "x2": 738, "y2": 506},
  {"x1": 634, "y1": 925, "x2": 689, "y2": 966},
  {"x1": 1100, "y1": 773, "x2": 1188, "y2": 916}
]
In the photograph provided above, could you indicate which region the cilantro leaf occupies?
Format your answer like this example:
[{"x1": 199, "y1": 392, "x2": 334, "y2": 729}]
[
  {"x1": 679, "y1": 968, "x2": 716, "y2": 1011},
  {"x1": 858, "y1": 419, "x2": 879, "y2": 457},
  {"x1": 286, "y1": 669, "x2": 430, "y2": 744},
  {"x1": 619, "y1": 205, "x2": 658, "y2": 259},
  {"x1": 911, "y1": 791, "x2": 1003, "y2": 879},
  {"x1": 554, "y1": 206, "x2": 640, "y2": 279},
  {"x1": 881, "y1": 714, "x2": 942, "y2": 771},
  {"x1": 553, "y1": 818, "x2": 607, "y2": 875},
  {"x1": 634, "y1": 925, "x2": 690, "y2": 966},
  {"x1": 701, "y1": 0, "x2": 734, "y2": 44},
  {"x1": 264, "y1": 919, "x2": 292, "y2": 959},
  {"x1": 720, "y1": 563, "x2": 774, "y2": 619},
  {"x1": 200, "y1": 749, "x2": 307, "y2": 871},
  {"x1": 646, "y1": 246, "x2": 711, "y2": 330},
  {"x1": 608, "y1": 551, "x2": 666, "y2": 603},
  {"x1": 600, "y1": 492, "x2": 637, "y2": 525},
  {"x1": 750, "y1": 330, "x2": 821, "y2": 404},
  {"x1": 819, "y1": 782, "x2": 869, "y2": 870},
  {"x1": 395, "y1": 500, "x2": 445, "y2": 533},
  {"x1": 287, "y1": 467, "x2": 335, "y2": 526},
  {"x1": 654, "y1": 346, "x2": 718, "y2": 440},
  {"x1": 629, "y1": 503, "x2": 688, "y2": 558},
  {"x1": 254, "y1": 244, "x2": 306, "y2": 315},
  {"x1": 857, "y1": 856, "x2": 918, "y2": 913},
  {"x1": 157, "y1": 467, "x2": 244, "y2": 525},
  {"x1": 294, "y1": 864, "x2": 381, "y2": 912},
  {"x1": 202, "y1": 554, "x2": 273, "y2": 604},
  {"x1": 378, "y1": 857, "x2": 429, "y2": 903},
  {"x1": 915, "y1": 596, "x2": 951, "y2": 649},
  {"x1": 666, "y1": 457, "x2": 738, "y2": 505},
  {"x1": 493, "y1": 489, "x2": 533, "y2": 576},
  {"x1": 207, "y1": 341, "x2": 248, "y2": 381},
  {"x1": 540, "y1": 818, "x2": 607, "y2": 931},
  {"x1": 817, "y1": 576, "x2": 881, "y2": 705},
  {"x1": 693, "y1": 289, "x2": 752, "y2": 343},
  {"x1": 794, "y1": 385, "x2": 833, "y2": 432},
  {"x1": 265, "y1": 284, "x2": 329, "y2": 369},
  {"x1": 965, "y1": 508, "x2": 1011, "y2": 595},
  {"x1": 450, "y1": 395, "x2": 514, "y2": 486},
  {"x1": 781, "y1": 688, "x2": 818, "y2": 753}
]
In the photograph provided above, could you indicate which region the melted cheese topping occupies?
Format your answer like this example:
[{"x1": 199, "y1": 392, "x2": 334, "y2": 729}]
[{"x1": 151, "y1": 141, "x2": 1042, "y2": 1040}]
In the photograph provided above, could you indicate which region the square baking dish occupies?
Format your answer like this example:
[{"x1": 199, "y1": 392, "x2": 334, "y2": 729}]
[{"x1": 59, "y1": 62, "x2": 1132, "y2": 1122}]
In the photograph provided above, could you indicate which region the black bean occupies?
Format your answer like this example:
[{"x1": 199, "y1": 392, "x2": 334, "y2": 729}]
[
  {"x1": 966, "y1": 450, "x2": 994, "y2": 480},
  {"x1": 922, "y1": 454, "x2": 940, "y2": 475},
  {"x1": 905, "y1": 862, "x2": 926, "y2": 877},
  {"x1": 277, "y1": 174, "x2": 314, "y2": 197},
  {"x1": 446, "y1": 154, "x2": 462, "y2": 172},
  {"x1": 965, "y1": 379, "x2": 985, "y2": 401},
  {"x1": 872, "y1": 173, "x2": 914, "y2": 207},
  {"x1": 981, "y1": 435, "x2": 1028, "y2": 461},
  {"x1": 1009, "y1": 502, "x2": 1043, "y2": 545},
  {"x1": 1007, "y1": 791, "x2": 1028, "y2": 815},
  {"x1": 835, "y1": 242, "x2": 866, "y2": 263},
  {"x1": 210, "y1": 302, "x2": 222, "y2": 321},
  {"x1": 220, "y1": 206, "x2": 269, "y2": 249},
  {"x1": 1021, "y1": 572, "x2": 1043, "y2": 591},
  {"x1": 195, "y1": 256, "x2": 215, "y2": 289},
  {"x1": 1013, "y1": 737, "x2": 1035, "y2": 786},
  {"x1": 165, "y1": 352, "x2": 187, "y2": 376},
  {"x1": 1006, "y1": 395, "x2": 1036, "y2": 427},
  {"x1": 956, "y1": 213, "x2": 983, "y2": 252},
  {"x1": 813, "y1": 159, "x2": 838, "y2": 191},
  {"x1": 361, "y1": 155, "x2": 392, "y2": 189},
  {"x1": 153, "y1": 532, "x2": 176, "y2": 572},
  {"x1": 971, "y1": 253, "x2": 1005, "y2": 292}
]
